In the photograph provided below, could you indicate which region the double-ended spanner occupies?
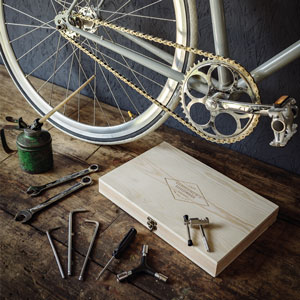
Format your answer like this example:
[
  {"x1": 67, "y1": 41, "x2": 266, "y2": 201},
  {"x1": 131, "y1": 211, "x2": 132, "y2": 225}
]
[
  {"x1": 26, "y1": 164, "x2": 99, "y2": 196},
  {"x1": 15, "y1": 176, "x2": 93, "y2": 223}
]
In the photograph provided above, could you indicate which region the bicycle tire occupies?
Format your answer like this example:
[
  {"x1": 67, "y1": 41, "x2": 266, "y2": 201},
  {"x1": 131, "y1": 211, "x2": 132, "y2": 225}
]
[{"x1": 0, "y1": 0, "x2": 197, "y2": 144}]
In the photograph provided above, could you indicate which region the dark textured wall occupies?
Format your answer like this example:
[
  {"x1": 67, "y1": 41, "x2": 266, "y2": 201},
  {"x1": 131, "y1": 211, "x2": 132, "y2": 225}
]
[
  {"x1": 1, "y1": 0, "x2": 299, "y2": 174},
  {"x1": 166, "y1": 0, "x2": 300, "y2": 175},
  {"x1": 174, "y1": 0, "x2": 300, "y2": 174}
]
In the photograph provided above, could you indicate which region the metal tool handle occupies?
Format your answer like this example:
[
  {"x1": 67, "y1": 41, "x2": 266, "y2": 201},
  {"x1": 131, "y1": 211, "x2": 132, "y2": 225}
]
[
  {"x1": 183, "y1": 215, "x2": 193, "y2": 246},
  {"x1": 68, "y1": 209, "x2": 88, "y2": 276},
  {"x1": 29, "y1": 176, "x2": 92, "y2": 214},
  {"x1": 113, "y1": 228, "x2": 137, "y2": 259},
  {"x1": 27, "y1": 164, "x2": 99, "y2": 196},
  {"x1": 46, "y1": 229, "x2": 65, "y2": 279},
  {"x1": 78, "y1": 220, "x2": 99, "y2": 281}
]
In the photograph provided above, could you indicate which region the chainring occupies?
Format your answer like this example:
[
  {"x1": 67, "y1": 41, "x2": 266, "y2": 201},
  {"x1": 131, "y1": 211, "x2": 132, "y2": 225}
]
[{"x1": 180, "y1": 59, "x2": 261, "y2": 144}]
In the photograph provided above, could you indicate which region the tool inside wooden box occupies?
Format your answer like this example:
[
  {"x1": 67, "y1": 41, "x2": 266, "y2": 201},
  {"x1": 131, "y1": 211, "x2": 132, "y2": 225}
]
[{"x1": 98, "y1": 142, "x2": 279, "y2": 277}]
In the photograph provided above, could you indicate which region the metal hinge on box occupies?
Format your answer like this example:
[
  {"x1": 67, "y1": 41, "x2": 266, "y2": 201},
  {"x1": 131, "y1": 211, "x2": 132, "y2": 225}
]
[{"x1": 147, "y1": 217, "x2": 157, "y2": 231}]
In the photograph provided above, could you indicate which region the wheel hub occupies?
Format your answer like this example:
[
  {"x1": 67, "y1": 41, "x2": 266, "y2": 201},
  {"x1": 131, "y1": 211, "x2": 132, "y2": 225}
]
[
  {"x1": 54, "y1": 6, "x2": 98, "y2": 39},
  {"x1": 78, "y1": 6, "x2": 98, "y2": 33}
]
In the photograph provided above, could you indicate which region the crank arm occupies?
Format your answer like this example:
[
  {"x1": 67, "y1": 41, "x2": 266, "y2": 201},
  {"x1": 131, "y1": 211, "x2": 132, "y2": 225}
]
[
  {"x1": 212, "y1": 96, "x2": 298, "y2": 147},
  {"x1": 215, "y1": 97, "x2": 298, "y2": 117},
  {"x1": 15, "y1": 176, "x2": 92, "y2": 223},
  {"x1": 26, "y1": 164, "x2": 99, "y2": 196},
  {"x1": 214, "y1": 98, "x2": 272, "y2": 115}
]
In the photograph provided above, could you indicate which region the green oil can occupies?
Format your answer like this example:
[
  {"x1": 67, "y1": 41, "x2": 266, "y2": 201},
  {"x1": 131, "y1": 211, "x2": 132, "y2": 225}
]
[{"x1": 16, "y1": 128, "x2": 53, "y2": 174}]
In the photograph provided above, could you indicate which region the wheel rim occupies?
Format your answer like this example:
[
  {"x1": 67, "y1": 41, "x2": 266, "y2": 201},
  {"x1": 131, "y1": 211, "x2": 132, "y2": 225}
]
[{"x1": 0, "y1": 0, "x2": 196, "y2": 143}]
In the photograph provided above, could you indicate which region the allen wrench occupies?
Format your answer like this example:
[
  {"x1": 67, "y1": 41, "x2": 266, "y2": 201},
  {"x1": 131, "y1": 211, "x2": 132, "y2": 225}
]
[
  {"x1": 78, "y1": 220, "x2": 99, "y2": 280},
  {"x1": 46, "y1": 227, "x2": 65, "y2": 279},
  {"x1": 68, "y1": 209, "x2": 89, "y2": 276}
]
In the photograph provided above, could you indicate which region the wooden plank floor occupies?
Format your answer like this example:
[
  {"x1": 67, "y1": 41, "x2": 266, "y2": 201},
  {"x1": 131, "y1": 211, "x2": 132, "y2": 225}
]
[{"x1": 0, "y1": 64, "x2": 300, "y2": 300}]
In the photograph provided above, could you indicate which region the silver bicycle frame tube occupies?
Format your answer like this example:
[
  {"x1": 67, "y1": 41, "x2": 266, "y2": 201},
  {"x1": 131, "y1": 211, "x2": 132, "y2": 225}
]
[
  {"x1": 64, "y1": 0, "x2": 299, "y2": 91},
  {"x1": 250, "y1": 40, "x2": 300, "y2": 83},
  {"x1": 209, "y1": 0, "x2": 231, "y2": 87},
  {"x1": 208, "y1": 0, "x2": 300, "y2": 89},
  {"x1": 68, "y1": 24, "x2": 184, "y2": 83}
]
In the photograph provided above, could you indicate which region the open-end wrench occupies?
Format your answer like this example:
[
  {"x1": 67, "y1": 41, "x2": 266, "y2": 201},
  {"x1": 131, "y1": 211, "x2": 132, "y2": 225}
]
[
  {"x1": 26, "y1": 164, "x2": 99, "y2": 196},
  {"x1": 15, "y1": 176, "x2": 93, "y2": 223}
]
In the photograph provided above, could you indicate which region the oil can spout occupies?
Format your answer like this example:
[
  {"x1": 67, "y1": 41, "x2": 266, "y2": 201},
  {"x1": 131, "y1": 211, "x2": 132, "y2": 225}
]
[
  {"x1": 30, "y1": 118, "x2": 43, "y2": 131},
  {"x1": 5, "y1": 116, "x2": 28, "y2": 129}
]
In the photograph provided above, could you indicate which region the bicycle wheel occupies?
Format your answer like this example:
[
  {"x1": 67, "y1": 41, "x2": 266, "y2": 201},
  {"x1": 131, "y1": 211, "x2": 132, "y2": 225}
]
[{"x1": 0, "y1": 0, "x2": 197, "y2": 144}]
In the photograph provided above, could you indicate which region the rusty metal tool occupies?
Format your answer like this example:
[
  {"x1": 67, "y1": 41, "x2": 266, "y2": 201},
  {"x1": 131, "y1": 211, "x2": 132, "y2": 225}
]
[
  {"x1": 78, "y1": 220, "x2": 99, "y2": 281},
  {"x1": 68, "y1": 209, "x2": 89, "y2": 276},
  {"x1": 26, "y1": 164, "x2": 99, "y2": 196},
  {"x1": 96, "y1": 227, "x2": 137, "y2": 280},
  {"x1": 15, "y1": 176, "x2": 92, "y2": 223},
  {"x1": 46, "y1": 227, "x2": 65, "y2": 279}
]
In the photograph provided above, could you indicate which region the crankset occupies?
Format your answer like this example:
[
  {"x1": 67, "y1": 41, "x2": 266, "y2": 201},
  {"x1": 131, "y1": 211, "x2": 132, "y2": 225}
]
[{"x1": 181, "y1": 60, "x2": 298, "y2": 147}]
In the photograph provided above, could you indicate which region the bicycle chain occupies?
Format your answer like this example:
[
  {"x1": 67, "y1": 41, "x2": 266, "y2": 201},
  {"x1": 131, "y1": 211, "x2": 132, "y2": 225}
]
[{"x1": 59, "y1": 14, "x2": 260, "y2": 144}]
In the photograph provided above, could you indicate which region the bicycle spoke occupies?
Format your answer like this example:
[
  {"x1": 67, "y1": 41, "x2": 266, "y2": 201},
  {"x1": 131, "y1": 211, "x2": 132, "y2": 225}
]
[
  {"x1": 5, "y1": 23, "x2": 55, "y2": 29},
  {"x1": 103, "y1": 27, "x2": 147, "y2": 92},
  {"x1": 25, "y1": 40, "x2": 70, "y2": 78},
  {"x1": 64, "y1": 47, "x2": 76, "y2": 114},
  {"x1": 17, "y1": 30, "x2": 57, "y2": 62},
  {"x1": 1, "y1": 0, "x2": 194, "y2": 143},
  {"x1": 85, "y1": 38, "x2": 141, "y2": 116},
  {"x1": 77, "y1": 50, "x2": 81, "y2": 121},
  {"x1": 104, "y1": 0, "x2": 131, "y2": 22},
  {"x1": 80, "y1": 40, "x2": 127, "y2": 122},
  {"x1": 51, "y1": 0, "x2": 58, "y2": 14},
  {"x1": 3, "y1": 4, "x2": 56, "y2": 30},
  {"x1": 109, "y1": 0, "x2": 163, "y2": 23},
  {"x1": 50, "y1": 33, "x2": 63, "y2": 105},
  {"x1": 68, "y1": 41, "x2": 109, "y2": 124},
  {"x1": 37, "y1": 49, "x2": 77, "y2": 92},
  {"x1": 100, "y1": 10, "x2": 175, "y2": 23},
  {"x1": 9, "y1": 19, "x2": 55, "y2": 44},
  {"x1": 54, "y1": 0, "x2": 69, "y2": 9}
]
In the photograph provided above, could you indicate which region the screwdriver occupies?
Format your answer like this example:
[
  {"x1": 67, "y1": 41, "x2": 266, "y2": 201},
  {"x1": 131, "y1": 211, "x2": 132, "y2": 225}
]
[{"x1": 96, "y1": 227, "x2": 137, "y2": 280}]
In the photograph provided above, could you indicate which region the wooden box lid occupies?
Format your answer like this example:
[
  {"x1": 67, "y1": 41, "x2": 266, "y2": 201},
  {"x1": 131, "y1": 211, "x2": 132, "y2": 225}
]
[{"x1": 98, "y1": 142, "x2": 278, "y2": 276}]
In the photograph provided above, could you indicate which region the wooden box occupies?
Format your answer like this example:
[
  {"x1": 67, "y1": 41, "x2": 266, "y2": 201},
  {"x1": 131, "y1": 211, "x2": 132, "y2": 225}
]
[{"x1": 98, "y1": 142, "x2": 278, "y2": 276}]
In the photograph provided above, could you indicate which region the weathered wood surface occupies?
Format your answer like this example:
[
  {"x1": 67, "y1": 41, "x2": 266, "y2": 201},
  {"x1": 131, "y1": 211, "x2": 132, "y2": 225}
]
[{"x1": 0, "y1": 64, "x2": 300, "y2": 299}]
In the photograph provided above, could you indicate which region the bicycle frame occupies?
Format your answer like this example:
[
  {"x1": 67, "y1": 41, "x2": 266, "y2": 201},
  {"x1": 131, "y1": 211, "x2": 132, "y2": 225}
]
[
  {"x1": 1, "y1": 0, "x2": 298, "y2": 147},
  {"x1": 61, "y1": 0, "x2": 300, "y2": 89}
]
